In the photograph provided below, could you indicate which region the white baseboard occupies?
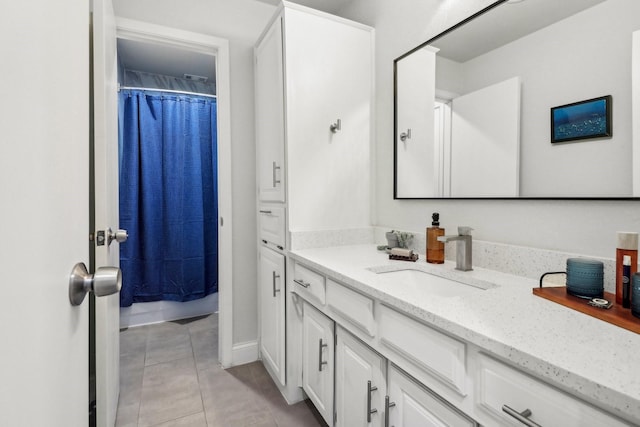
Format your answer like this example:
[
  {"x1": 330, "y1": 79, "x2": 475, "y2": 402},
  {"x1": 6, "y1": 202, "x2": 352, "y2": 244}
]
[{"x1": 230, "y1": 340, "x2": 259, "y2": 366}]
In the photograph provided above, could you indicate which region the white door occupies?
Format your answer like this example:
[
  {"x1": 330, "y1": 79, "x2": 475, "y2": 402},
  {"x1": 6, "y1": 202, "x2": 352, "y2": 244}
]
[
  {"x1": 450, "y1": 77, "x2": 521, "y2": 197},
  {"x1": 259, "y1": 246, "x2": 286, "y2": 385},
  {"x1": 0, "y1": 0, "x2": 91, "y2": 426},
  {"x1": 335, "y1": 326, "x2": 386, "y2": 427},
  {"x1": 387, "y1": 365, "x2": 476, "y2": 427},
  {"x1": 302, "y1": 303, "x2": 335, "y2": 425},
  {"x1": 255, "y1": 16, "x2": 286, "y2": 203},
  {"x1": 92, "y1": 0, "x2": 122, "y2": 426}
]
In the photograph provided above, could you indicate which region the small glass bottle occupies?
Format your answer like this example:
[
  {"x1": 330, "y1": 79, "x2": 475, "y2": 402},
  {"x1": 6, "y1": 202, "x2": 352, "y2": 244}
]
[
  {"x1": 426, "y1": 212, "x2": 445, "y2": 264},
  {"x1": 616, "y1": 232, "x2": 638, "y2": 305}
]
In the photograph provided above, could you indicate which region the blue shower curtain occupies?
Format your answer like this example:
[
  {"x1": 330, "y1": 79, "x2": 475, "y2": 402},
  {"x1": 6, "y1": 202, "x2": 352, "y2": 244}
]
[{"x1": 118, "y1": 89, "x2": 218, "y2": 307}]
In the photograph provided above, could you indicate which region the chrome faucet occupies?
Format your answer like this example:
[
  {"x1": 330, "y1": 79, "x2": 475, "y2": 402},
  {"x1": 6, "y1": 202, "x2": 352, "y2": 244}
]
[{"x1": 437, "y1": 226, "x2": 473, "y2": 271}]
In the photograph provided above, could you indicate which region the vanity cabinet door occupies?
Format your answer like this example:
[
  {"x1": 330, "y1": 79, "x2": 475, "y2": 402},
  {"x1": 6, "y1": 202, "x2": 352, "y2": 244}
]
[
  {"x1": 255, "y1": 16, "x2": 286, "y2": 203},
  {"x1": 387, "y1": 365, "x2": 477, "y2": 427},
  {"x1": 335, "y1": 326, "x2": 386, "y2": 427},
  {"x1": 302, "y1": 302, "x2": 335, "y2": 426},
  {"x1": 259, "y1": 246, "x2": 286, "y2": 386}
]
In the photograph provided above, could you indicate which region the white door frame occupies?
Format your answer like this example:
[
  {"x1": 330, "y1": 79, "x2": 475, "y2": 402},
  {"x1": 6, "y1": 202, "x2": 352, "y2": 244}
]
[{"x1": 115, "y1": 18, "x2": 234, "y2": 367}]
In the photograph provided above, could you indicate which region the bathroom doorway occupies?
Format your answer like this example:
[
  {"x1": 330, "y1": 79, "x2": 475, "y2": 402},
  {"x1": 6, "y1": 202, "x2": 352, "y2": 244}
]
[
  {"x1": 92, "y1": 17, "x2": 234, "y2": 426},
  {"x1": 114, "y1": 18, "x2": 233, "y2": 355}
]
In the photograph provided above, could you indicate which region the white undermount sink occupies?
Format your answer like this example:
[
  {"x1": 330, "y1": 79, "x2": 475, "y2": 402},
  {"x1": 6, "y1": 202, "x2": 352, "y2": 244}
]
[{"x1": 368, "y1": 265, "x2": 495, "y2": 298}]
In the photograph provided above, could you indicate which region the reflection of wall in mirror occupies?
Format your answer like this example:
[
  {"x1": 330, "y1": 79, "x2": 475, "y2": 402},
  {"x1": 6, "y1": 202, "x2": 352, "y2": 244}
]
[{"x1": 435, "y1": 0, "x2": 637, "y2": 197}]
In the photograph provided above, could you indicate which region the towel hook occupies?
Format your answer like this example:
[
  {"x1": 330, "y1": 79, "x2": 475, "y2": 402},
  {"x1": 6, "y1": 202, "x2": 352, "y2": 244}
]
[
  {"x1": 399, "y1": 128, "x2": 412, "y2": 142},
  {"x1": 330, "y1": 119, "x2": 342, "y2": 133}
]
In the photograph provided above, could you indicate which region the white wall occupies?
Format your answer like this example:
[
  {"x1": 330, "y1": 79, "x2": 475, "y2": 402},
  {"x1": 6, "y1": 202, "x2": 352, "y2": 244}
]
[
  {"x1": 452, "y1": 0, "x2": 637, "y2": 197},
  {"x1": 338, "y1": 0, "x2": 640, "y2": 259},
  {"x1": 113, "y1": 0, "x2": 276, "y2": 345}
]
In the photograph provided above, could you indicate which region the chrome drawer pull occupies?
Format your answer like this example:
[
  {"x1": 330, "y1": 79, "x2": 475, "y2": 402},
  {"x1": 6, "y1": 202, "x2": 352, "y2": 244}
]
[
  {"x1": 367, "y1": 380, "x2": 378, "y2": 422},
  {"x1": 259, "y1": 210, "x2": 272, "y2": 214},
  {"x1": 318, "y1": 339, "x2": 328, "y2": 371},
  {"x1": 272, "y1": 161, "x2": 281, "y2": 187},
  {"x1": 502, "y1": 405, "x2": 542, "y2": 427},
  {"x1": 293, "y1": 279, "x2": 310, "y2": 288},
  {"x1": 384, "y1": 395, "x2": 396, "y2": 427},
  {"x1": 272, "y1": 271, "x2": 281, "y2": 298}
]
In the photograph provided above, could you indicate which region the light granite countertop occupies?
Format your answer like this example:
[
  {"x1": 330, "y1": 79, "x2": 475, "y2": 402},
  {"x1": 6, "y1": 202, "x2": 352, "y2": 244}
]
[{"x1": 288, "y1": 244, "x2": 640, "y2": 424}]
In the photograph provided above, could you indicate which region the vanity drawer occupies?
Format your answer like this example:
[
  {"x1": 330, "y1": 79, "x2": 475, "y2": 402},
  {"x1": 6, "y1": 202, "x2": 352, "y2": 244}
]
[
  {"x1": 326, "y1": 279, "x2": 375, "y2": 337},
  {"x1": 259, "y1": 205, "x2": 285, "y2": 249},
  {"x1": 378, "y1": 304, "x2": 467, "y2": 396},
  {"x1": 476, "y1": 354, "x2": 630, "y2": 427},
  {"x1": 292, "y1": 263, "x2": 326, "y2": 305}
]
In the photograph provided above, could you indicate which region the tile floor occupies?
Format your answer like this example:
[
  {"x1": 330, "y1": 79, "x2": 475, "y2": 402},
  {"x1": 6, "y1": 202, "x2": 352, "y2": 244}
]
[{"x1": 116, "y1": 313, "x2": 326, "y2": 427}]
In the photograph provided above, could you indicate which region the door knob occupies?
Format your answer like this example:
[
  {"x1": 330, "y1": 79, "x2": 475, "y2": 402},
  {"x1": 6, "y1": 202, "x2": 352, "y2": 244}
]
[
  {"x1": 108, "y1": 228, "x2": 128, "y2": 245},
  {"x1": 68, "y1": 262, "x2": 122, "y2": 306}
]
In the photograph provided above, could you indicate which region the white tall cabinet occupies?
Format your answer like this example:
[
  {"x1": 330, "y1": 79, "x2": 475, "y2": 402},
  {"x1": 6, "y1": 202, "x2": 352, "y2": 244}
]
[
  {"x1": 254, "y1": 0, "x2": 374, "y2": 410},
  {"x1": 258, "y1": 246, "x2": 286, "y2": 385}
]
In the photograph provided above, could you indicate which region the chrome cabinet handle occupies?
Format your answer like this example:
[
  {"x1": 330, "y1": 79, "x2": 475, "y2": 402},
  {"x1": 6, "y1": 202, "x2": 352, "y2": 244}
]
[
  {"x1": 399, "y1": 128, "x2": 412, "y2": 142},
  {"x1": 272, "y1": 161, "x2": 281, "y2": 187},
  {"x1": 384, "y1": 395, "x2": 396, "y2": 427},
  {"x1": 259, "y1": 210, "x2": 272, "y2": 214},
  {"x1": 272, "y1": 271, "x2": 281, "y2": 297},
  {"x1": 318, "y1": 339, "x2": 328, "y2": 372},
  {"x1": 502, "y1": 405, "x2": 542, "y2": 427},
  {"x1": 293, "y1": 279, "x2": 310, "y2": 288},
  {"x1": 367, "y1": 380, "x2": 378, "y2": 422}
]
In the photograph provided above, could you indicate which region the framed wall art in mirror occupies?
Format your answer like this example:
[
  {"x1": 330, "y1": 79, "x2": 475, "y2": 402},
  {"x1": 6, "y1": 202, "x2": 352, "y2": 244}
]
[{"x1": 551, "y1": 95, "x2": 612, "y2": 144}]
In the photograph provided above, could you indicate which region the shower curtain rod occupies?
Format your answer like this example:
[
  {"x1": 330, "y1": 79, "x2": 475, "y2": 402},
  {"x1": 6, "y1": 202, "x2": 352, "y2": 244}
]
[{"x1": 118, "y1": 85, "x2": 217, "y2": 99}]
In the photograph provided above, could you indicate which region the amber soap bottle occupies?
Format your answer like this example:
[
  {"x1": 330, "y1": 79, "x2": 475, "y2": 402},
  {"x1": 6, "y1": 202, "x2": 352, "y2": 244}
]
[
  {"x1": 426, "y1": 212, "x2": 445, "y2": 264},
  {"x1": 616, "y1": 232, "x2": 638, "y2": 305}
]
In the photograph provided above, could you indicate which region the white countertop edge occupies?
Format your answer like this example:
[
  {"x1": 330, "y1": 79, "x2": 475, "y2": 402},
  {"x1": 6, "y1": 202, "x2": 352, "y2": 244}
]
[{"x1": 288, "y1": 244, "x2": 640, "y2": 423}]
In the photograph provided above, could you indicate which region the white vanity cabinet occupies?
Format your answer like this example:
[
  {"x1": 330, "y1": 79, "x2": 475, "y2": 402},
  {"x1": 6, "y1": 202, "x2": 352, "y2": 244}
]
[
  {"x1": 475, "y1": 353, "x2": 631, "y2": 427},
  {"x1": 259, "y1": 245, "x2": 286, "y2": 386},
  {"x1": 387, "y1": 364, "x2": 477, "y2": 427},
  {"x1": 335, "y1": 326, "x2": 386, "y2": 427},
  {"x1": 302, "y1": 302, "x2": 335, "y2": 426}
]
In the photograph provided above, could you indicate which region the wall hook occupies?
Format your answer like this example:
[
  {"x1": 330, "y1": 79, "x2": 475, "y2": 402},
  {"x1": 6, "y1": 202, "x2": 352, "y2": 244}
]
[
  {"x1": 399, "y1": 128, "x2": 412, "y2": 142},
  {"x1": 330, "y1": 119, "x2": 342, "y2": 133}
]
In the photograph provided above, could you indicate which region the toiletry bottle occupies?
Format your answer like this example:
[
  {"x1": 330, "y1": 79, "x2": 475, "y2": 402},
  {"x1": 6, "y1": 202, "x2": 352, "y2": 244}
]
[
  {"x1": 426, "y1": 212, "x2": 445, "y2": 264},
  {"x1": 616, "y1": 232, "x2": 638, "y2": 305},
  {"x1": 623, "y1": 255, "x2": 631, "y2": 309}
]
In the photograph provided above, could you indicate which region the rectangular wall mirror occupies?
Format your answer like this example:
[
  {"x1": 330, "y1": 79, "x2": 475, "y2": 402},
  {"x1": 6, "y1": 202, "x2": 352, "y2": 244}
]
[{"x1": 394, "y1": 0, "x2": 640, "y2": 199}]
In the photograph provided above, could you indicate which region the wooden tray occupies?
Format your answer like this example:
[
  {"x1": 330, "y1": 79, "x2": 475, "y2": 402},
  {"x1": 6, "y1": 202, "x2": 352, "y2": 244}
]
[{"x1": 533, "y1": 287, "x2": 640, "y2": 334}]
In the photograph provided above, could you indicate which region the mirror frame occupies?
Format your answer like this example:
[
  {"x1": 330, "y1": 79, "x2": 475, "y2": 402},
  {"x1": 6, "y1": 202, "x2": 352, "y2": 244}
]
[{"x1": 393, "y1": 0, "x2": 639, "y2": 201}]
